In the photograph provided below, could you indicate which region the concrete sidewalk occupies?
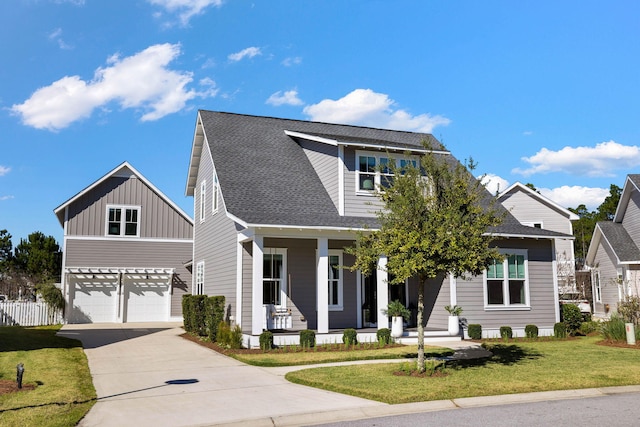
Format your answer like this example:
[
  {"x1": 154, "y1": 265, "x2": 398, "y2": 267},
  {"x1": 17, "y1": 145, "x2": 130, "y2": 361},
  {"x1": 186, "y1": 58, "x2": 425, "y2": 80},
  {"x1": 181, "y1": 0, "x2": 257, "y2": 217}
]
[{"x1": 58, "y1": 324, "x2": 640, "y2": 427}]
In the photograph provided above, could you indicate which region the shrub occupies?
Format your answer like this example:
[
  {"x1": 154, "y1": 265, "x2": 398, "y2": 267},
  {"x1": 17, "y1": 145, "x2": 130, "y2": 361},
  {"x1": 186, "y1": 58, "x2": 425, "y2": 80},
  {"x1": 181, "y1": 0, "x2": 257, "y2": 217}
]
[
  {"x1": 383, "y1": 300, "x2": 411, "y2": 320},
  {"x1": 561, "y1": 303, "x2": 582, "y2": 336},
  {"x1": 229, "y1": 324, "x2": 243, "y2": 349},
  {"x1": 554, "y1": 322, "x2": 567, "y2": 338},
  {"x1": 217, "y1": 321, "x2": 231, "y2": 346},
  {"x1": 579, "y1": 321, "x2": 598, "y2": 335},
  {"x1": 525, "y1": 324, "x2": 538, "y2": 338},
  {"x1": 182, "y1": 295, "x2": 194, "y2": 333},
  {"x1": 468, "y1": 324, "x2": 482, "y2": 340},
  {"x1": 342, "y1": 328, "x2": 358, "y2": 345},
  {"x1": 500, "y1": 326, "x2": 513, "y2": 340},
  {"x1": 205, "y1": 296, "x2": 226, "y2": 342},
  {"x1": 259, "y1": 331, "x2": 273, "y2": 351},
  {"x1": 376, "y1": 328, "x2": 391, "y2": 345},
  {"x1": 600, "y1": 314, "x2": 627, "y2": 341},
  {"x1": 617, "y1": 296, "x2": 640, "y2": 325},
  {"x1": 300, "y1": 329, "x2": 315, "y2": 348}
]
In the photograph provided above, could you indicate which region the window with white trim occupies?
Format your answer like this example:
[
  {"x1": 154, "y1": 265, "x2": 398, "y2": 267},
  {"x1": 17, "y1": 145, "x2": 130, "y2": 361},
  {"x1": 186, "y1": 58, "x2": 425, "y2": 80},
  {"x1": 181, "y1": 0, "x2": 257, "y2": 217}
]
[
  {"x1": 200, "y1": 180, "x2": 206, "y2": 222},
  {"x1": 263, "y1": 249, "x2": 287, "y2": 307},
  {"x1": 594, "y1": 270, "x2": 602, "y2": 303},
  {"x1": 356, "y1": 151, "x2": 418, "y2": 192},
  {"x1": 212, "y1": 173, "x2": 219, "y2": 214},
  {"x1": 328, "y1": 250, "x2": 343, "y2": 310},
  {"x1": 195, "y1": 261, "x2": 205, "y2": 295},
  {"x1": 106, "y1": 206, "x2": 140, "y2": 237},
  {"x1": 522, "y1": 221, "x2": 543, "y2": 229},
  {"x1": 485, "y1": 249, "x2": 530, "y2": 308}
]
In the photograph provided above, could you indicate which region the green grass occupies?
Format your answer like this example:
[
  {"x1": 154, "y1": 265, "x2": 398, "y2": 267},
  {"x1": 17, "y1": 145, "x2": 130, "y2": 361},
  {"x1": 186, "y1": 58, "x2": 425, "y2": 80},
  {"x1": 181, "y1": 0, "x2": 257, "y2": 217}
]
[
  {"x1": 285, "y1": 337, "x2": 640, "y2": 404},
  {"x1": 0, "y1": 325, "x2": 96, "y2": 427},
  {"x1": 229, "y1": 344, "x2": 454, "y2": 367}
]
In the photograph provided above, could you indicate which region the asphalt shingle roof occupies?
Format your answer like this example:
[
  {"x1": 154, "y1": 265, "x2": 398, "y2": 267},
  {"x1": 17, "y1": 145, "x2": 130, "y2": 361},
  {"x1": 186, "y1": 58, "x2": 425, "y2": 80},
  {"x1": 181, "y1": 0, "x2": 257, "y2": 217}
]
[
  {"x1": 199, "y1": 110, "x2": 571, "y2": 239},
  {"x1": 598, "y1": 221, "x2": 640, "y2": 262}
]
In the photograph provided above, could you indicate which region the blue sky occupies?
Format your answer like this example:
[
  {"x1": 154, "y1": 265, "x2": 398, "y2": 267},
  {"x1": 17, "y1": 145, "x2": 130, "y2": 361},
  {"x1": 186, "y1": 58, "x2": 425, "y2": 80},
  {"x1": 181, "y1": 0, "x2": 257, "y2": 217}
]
[{"x1": 1, "y1": 0, "x2": 639, "y2": 245}]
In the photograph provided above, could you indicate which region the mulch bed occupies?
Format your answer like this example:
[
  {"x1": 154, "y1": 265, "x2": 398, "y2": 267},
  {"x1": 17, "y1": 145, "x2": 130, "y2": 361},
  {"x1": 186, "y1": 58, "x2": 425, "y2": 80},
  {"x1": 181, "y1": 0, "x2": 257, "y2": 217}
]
[
  {"x1": 0, "y1": 379, "x2": 36, "y2": 396},
  {"x1": 597, "y1": 339, "x2": 640, "y2": 349}
]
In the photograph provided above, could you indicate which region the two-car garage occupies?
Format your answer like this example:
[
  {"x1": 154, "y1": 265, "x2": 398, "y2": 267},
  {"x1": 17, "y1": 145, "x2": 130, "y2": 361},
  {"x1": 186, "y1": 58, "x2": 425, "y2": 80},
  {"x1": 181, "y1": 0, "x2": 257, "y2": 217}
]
[{"x1": 65, "y1": 267, "x2": 174, "y2": 323}]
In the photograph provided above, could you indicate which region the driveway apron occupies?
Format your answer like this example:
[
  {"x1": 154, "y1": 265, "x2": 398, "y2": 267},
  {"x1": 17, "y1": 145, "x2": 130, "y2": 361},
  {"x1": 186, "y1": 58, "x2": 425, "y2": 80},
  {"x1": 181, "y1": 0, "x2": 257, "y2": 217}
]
[{"x1": 58, "y1": 324, "x2": 382, "y2": 426}]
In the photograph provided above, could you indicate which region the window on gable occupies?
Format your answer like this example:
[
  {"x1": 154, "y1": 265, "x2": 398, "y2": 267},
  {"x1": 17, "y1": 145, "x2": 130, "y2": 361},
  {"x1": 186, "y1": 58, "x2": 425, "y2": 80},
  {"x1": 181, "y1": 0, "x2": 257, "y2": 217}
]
[
  {"x1": 200, "y1": 180, "x2": 206, "y2": 222},
  {"x1": 195, "y1": 261, "x2": 205, "y2": 295},
  {"x1": 594, "y1": 270, "x2": 602, "y2": 303},
  {"x1": 357, "y1": 151, "x2": 418, "y2": 192},
  {"x1": 485, "y1": 250, "x2": 529, "y2": 308},
  {"x1": 106, "y1": 206, "x2": 140, "y2": 237},
  {"x1": 212, "y1": 173, "x2": 219, "y2": 214},
  {"x1": 328, "y1": 251, "x2": 343, "y2": 310}
]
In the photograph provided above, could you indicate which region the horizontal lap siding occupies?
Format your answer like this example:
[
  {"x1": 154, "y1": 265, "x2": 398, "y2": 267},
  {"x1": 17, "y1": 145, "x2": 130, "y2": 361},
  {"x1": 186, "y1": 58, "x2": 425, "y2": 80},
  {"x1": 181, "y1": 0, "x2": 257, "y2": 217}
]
[
  {"x1": 64, "y1": 239, "x2": 192, "y2": 317},
  {"x1": 300, "y1": 140, "x2": 340, "y2": 211},
  {"x1": 343, "y1": 148, "x2": 383, "y2": 217},
  {"x1": 241, "y1": 243, "x2": 252, "y2": 333},
  {"x1": 67, "y1": 176, "x2": 192, "y2": 239},
  {"x1": 622, "y1": 191, "x2": 640, "y2": 243},
  {"x1": 593, "y1": 241, "x2": 620, "y2": 316},
  {"x1": 458, "y1": 239, "x2": 557, "y2": 329}
]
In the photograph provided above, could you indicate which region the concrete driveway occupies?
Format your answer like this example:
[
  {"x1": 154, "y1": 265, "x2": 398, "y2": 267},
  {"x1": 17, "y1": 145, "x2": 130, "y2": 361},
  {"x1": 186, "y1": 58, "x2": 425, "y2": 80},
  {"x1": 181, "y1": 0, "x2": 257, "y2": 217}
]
[{"x1": 58, "y1": 323, "x2": 389, "y2": 426}]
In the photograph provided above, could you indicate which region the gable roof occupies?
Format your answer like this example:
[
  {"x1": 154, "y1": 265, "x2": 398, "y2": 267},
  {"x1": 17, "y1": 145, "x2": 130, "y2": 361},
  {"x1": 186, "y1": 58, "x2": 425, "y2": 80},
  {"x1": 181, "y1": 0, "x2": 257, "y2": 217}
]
[
  {"x1": 54, "y1": 161, "x2": 193, "y2": 227},
  {"x1": 186, "y1": 111, "x2": 572, "y2": 239},
  {"x1": 498, "y1": 182, "x2": 579, "y2": 221},
  {"x1": 587, "y1": 221, "x2": 640, "y2": 265},
  {"x1": 613, "y1": 174, "x2": 640, "y2": 223}
]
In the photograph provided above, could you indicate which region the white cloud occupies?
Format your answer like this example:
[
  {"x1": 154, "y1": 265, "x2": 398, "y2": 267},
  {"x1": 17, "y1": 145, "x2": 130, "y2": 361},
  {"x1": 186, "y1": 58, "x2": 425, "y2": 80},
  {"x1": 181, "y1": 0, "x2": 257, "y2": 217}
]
[
  {"x1": 0, "y1": 165, "x2": 10, "y2": 176},
  {"x1": 303, "y1": 89, "x2": 451, "y2": 133},
  {"x1": 539, "y1": 186, "x2": 609, "y2": 211},
  {"x1": 228, "y1": 47, "x2": 262, "y2": 62},
  {"x1": 0, "y1": 195, "x2": 14, "y2": 201},
  {"x1": 282, "y1": 57, "x2": 302, "y2": 67},
  {"x1": 48, "y1": 28, "x2": 73, "y2": 50},
  {"x1": 523, "y1": 131, "x2": 533, "y2": 136},
  {"x1": 266, "y1": 90, "x2": 303, "y2": 106},
  {"x1": 480, "y1": 173, "x2": 510, "y2": 196},
  {"x1": 11, "y1": 43, "x2": 216, "y2": 131},
  {"x1": 513, "y1": 140, "x2": 640, "y2": 177},
  {"x1": 148, "y1": 0, "x2": 222, "y2": 26}
]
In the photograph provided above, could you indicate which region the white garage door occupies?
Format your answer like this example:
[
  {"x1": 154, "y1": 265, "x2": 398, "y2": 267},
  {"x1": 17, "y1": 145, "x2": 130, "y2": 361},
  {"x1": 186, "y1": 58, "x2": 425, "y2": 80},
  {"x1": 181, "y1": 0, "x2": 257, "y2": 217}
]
[
  {"x1": 123, "y1": 277, "x2": 169, "y2": 322},
  {"x1": 69, "y1": 278, "x2": 118, "y2": 323}
]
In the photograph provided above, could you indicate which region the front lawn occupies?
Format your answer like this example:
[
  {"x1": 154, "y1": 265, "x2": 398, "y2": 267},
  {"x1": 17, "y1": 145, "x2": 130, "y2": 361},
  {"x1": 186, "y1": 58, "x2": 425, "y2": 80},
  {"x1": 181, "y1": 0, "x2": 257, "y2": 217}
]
[
  {"x1": 0, "y1": 325, "x2": 96, "y2": 427},
  {"x1": 285, "y1": 336, "x2": 640, "y2": 404}
]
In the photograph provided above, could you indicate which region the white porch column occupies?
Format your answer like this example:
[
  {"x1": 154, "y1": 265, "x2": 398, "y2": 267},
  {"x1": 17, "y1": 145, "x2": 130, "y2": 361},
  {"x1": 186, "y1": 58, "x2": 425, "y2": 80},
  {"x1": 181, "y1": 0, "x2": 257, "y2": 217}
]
[
  {"x1": 449, "y1": 273, "x2": 457, "y2": 307},
  {"x1": 252, "y1": 236, "x2": 264, "y2": 335},
  {"x1": 376, "y1": 256, "x2": 389, "y2": 330},
  {"x1": 317, "y1": 238, "x2": 329, "y2": 334}
]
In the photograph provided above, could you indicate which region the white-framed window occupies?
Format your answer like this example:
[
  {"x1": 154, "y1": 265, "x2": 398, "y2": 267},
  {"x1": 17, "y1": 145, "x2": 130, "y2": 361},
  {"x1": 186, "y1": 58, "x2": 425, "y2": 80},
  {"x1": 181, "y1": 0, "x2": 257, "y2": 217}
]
[
  {"x1": 212, "y1": 173, "x2": 219, "y2": 214},
  {"x1": 522, "y1": 221, "x2": 543, "y2": 229},
  {"x1": 356, "y1": 151, "x2": 418, "y2": 192},
  {"x1": 263, "y1": 248, "x2": 287, "y2": 307},
  {"x1": 199, "y1": 180, "x2": 206, "y2": 222},
  {"x1": 484, "y1": 249, "x2": 530, "y2": 309},
  {"x1": 594, "y1": 270, "x2": 602, "y2": 303},
  {"x1": 328, "y1": 250, "x2": 343, "y2": 311},
  {"x1": 195, "y1": 261, "x2": 205, "y2": 295},
  {"x1": 106, "y1": 205, "x2": 140, "y2": 237}
]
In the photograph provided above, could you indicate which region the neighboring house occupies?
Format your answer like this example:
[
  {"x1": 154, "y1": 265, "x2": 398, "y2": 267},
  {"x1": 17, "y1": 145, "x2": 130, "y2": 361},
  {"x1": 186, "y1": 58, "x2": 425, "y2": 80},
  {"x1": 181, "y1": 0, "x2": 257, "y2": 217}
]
[
  {"x1": 586, "y1": 174, "x2": 640, "y2": 319},
  {"x1": 498, "y1": 182, "x2": 580, "y2": 296},
  {"x1": 55, "y1": 162, "x2": 193, "y2": 323},
  {"x1": 185, "y1": 111, "x2": 572, "y2": 345}
]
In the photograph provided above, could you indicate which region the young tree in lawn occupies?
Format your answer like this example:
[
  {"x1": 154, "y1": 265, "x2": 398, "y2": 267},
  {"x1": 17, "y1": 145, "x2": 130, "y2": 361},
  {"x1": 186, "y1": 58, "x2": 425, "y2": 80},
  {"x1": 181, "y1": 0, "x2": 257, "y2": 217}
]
[
  {"x1": 348, "y1": 146, "x2": 503, "y2": 372},
  {"x1": 13, "y1": 231, "x2": 62, "y2": 284}
]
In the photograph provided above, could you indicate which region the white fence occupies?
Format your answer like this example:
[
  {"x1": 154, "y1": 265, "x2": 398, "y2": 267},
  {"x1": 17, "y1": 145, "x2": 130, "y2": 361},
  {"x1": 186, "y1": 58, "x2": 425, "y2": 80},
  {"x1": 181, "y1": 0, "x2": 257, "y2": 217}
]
[{"x1": 0, "y1": 301, "x2": 64, "y2": 326}]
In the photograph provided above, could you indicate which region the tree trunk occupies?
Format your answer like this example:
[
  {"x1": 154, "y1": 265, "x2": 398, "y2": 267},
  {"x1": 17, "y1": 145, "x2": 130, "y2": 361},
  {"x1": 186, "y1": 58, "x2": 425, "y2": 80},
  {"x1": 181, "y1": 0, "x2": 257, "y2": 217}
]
[{"x1": 417, "y1": 277, "x2": 425, "y2": 372}]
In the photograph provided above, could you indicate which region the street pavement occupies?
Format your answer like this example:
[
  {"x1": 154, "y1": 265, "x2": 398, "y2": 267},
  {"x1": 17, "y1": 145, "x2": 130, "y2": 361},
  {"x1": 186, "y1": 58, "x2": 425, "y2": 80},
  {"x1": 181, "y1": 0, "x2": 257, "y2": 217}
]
[{"x1": 58, "y1": 323, "x2": 640, "y2": 427}]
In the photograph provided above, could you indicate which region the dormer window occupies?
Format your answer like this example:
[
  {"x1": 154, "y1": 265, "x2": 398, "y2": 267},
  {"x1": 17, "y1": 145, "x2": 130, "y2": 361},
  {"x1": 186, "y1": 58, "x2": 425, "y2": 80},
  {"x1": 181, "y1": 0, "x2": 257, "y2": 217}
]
[
  {"x1": 357, "y1": 151, "x2": 418, "y2": 192},
  {"x1": 106, "y1": 205, "x2": 140, "y2": 237}
]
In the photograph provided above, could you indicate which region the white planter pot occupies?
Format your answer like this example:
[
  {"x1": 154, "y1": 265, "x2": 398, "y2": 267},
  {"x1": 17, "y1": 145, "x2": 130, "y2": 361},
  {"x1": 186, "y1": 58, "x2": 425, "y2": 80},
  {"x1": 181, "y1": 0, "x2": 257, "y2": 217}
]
[
  {"x1": 391, "y1": 316, "x2": 404, "y2": 338},
  {"x1": 448, "y1": 315, "x2": 460, "y2": 336}
]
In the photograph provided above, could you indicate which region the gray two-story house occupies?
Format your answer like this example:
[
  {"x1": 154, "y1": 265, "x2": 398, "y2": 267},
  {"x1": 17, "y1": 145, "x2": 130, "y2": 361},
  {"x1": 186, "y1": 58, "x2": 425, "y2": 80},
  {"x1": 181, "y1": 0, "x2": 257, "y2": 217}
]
[
  {"x1": 55, "y1": 162, "x2": 193, "y2": 323},
  {"x1": 185, "y1": 111, "x2": 572, "y2": 346}
]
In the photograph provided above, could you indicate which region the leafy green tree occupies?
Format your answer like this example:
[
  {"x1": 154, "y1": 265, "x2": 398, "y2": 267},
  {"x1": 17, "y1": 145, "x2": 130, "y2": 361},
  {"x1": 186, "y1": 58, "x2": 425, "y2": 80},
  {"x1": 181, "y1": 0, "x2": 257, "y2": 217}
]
[
  {"x1": 0, "y1": 229, "x2": 13, "y2": 272},
  {"x1": 596, "y1": 184, "x2": 621, "y2": 221},
  {"x1": 347, "y1": 146, "x2": 503, "y2": 372},
  {"x1": 569, "y1": 204, "x2": 597, "y2": 265},
  {"x1": 13, "y1": 231, "x2": 62, "y2": 283}
]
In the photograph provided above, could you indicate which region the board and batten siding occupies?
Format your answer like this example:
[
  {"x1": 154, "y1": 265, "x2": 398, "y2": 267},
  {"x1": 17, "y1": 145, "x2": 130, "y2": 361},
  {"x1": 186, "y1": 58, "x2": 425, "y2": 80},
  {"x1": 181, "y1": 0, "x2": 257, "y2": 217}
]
[
  {"x1": 64, "y1": 239, "x2": 192, "y2": 316},
  {"x1": 193, "y1": 144, "x2": 239, "y2": 319},
  {"x1": 622, "y1": 190, "x2": 640, "y2": 244},
  {"x1": 299, "y1": 139, "x2": 340, "y2": 212},
  {"x1": 66, "y1": 176, "x2": 192, "y2": 239},
  {"x1": 456, "y1": 239, "x2": 558, "y2": 330},
  {"x1": 592, "y1": 239, "x2": 621, "y2": 316}
]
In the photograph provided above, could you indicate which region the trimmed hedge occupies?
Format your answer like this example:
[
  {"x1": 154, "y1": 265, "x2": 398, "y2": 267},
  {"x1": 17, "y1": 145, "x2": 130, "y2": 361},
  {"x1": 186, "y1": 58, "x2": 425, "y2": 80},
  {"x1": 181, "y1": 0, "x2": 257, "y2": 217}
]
[
  {"x1": 500, "y1": 326, "x2": 513, "y2": 339},
  {"x1": 259, "y1": 331, "x2": 274, "y2": 350},
  {"x1": 342, "y1": 328, "x2": 358, "y2": 345},
  {"x1": 525, "y1": 324, "x2": 539, "y2": 338},
  {"x1": 205, "y1": 296, "x2": 226, "y2": 342},
  {"x1": 300, "y1": 329, "x2": 315, "y2": 348},
  {"x1": 561, "y1": 303, "x2": 582, "y2": 336},
  {"x1": 468, "y1": 324, "x2": 482, "y2": 340},
  {"x1": 182, "y1": 294, "x2": 226, "y2": 339},
  {"x1": 376, "y1": 328, "x2": 391, "y2": 345}
]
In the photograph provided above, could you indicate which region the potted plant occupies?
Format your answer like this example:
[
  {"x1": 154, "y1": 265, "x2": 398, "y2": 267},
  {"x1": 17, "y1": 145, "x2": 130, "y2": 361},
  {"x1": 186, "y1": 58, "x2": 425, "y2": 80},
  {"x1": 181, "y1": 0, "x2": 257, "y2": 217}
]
[
  {"x1": 383, "y1": 300, "x2": 410, "y2": 338},
  {"x1": 444, "y1": 305, "x2": 463, "y2": 336}
]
